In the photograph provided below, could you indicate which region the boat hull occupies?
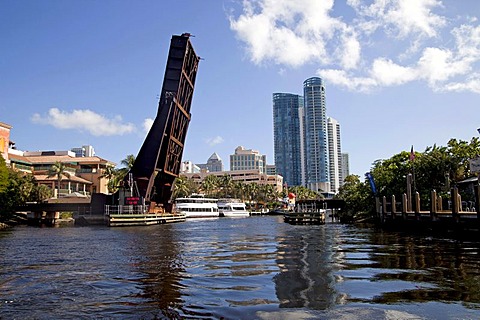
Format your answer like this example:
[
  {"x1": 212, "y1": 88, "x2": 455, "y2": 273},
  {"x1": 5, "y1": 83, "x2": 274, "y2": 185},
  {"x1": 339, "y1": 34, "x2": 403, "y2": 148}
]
[{"x1": 220, "y1": 211, "x2": 250, "y2": 218}]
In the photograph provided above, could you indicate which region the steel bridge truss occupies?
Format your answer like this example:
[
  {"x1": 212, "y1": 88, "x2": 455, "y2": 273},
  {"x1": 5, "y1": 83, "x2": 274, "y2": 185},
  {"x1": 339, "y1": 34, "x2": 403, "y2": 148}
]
[{"x1": 126, "y1": 34, "x2": 200, "y2": 212}]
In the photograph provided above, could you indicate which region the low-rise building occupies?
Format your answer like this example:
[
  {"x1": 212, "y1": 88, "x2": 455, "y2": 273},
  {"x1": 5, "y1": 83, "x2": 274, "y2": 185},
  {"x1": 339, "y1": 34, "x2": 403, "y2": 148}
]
[
  {"x1": 8, "y1": 150, "x2": 115, "y2": 196},
  {"x1": 182, "y1": 168, "x2": 283, "y2": 193},
  {"x1": 2, "y1": 121, "x2": 116, "y2": 197}
]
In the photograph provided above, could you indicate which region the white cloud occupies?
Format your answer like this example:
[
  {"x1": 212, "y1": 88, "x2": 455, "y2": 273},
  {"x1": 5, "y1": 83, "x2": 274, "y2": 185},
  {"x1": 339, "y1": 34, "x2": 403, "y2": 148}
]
[
  {"x1": 230, "y1": 0, "x2": 480, "y2": 94},
  {"x1": 443, "y1": 74, "x2": 480, "y2": 94},
  {"x1": 205, "y1": 136, "x2": 224, "y2": 146},
  {"x1": 348, "y1": 0, "x2": 446, "y2": 38},
  {"x1": 31, "y1": 108, "x2": 135, "y2": 136},
  {"x1": 229, "y1": 0, "x2": 345, "y2": 67},
  {"x1": 143, "y1": 118, "x2": 154, "y2": 133},
  {"x1": 371, "y1": 58, "x2": 416, "y2": 86}
]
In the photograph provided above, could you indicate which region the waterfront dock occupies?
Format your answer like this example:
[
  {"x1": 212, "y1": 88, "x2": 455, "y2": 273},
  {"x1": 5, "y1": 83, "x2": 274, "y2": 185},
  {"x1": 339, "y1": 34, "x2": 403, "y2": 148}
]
[
  {"x1": 376, "y1": 185, "x2": 480, "y2": 230},
  {"x1": 105, "y1": 204, "x2": 186, "y2": 227},
  {"x1": 284, "y1": 200, "x2": 326, "y2": 225}
]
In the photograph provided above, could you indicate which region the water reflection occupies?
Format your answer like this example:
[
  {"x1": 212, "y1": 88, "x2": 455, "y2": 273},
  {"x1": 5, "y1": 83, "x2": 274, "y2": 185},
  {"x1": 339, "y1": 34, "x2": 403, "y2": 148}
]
[
  {"x1": 274, "y1": 225, "x2": 342, "y2": 309},
  {"x1": 335, "y1": 226, "x2": 480, "y2": 307},
  {"x1": 118, "y1": 225, "x2": 185, "y2": 318}
]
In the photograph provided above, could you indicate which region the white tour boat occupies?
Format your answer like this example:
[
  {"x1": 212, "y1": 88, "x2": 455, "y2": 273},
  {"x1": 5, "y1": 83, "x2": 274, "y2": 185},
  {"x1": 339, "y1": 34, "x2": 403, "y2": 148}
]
[
  {"x1": 174, "y1": 194, "x2": 219, "y2": 218},
  {"x1": 217, "y1": 199, "x2": 250, "y2": 218}
]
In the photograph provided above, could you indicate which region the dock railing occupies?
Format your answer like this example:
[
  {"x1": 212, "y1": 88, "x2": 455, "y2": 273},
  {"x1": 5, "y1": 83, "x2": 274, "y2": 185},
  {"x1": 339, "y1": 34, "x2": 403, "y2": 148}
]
[{"x1": 376, "y1": 185, "x2": 480, "y2": 225}]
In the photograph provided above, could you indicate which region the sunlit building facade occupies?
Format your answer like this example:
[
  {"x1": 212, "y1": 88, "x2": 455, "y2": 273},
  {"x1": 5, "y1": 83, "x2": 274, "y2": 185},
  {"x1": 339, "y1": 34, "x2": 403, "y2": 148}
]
[
  {"x1": 303, "y1": 77, "x2": 330, "y2": 193},
  {"x1": 327, "y1": 117, "x2": 342, "y2": 193}
]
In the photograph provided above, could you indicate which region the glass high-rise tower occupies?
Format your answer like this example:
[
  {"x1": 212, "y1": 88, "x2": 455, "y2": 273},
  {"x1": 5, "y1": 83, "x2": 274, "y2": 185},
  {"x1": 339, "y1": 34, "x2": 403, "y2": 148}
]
[
  {"x1": 303, "y1": 77, "x2": 330, "y2": 193},
  {"x1": 273, "y1": 93, "x2": 304, "y2": 186}
]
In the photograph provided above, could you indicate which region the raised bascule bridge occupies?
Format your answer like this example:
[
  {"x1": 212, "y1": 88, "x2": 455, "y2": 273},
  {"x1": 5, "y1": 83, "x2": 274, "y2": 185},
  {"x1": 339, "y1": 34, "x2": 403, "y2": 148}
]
[{"x1": 105, "y1": 33, "x2": 201, "y2": 226}]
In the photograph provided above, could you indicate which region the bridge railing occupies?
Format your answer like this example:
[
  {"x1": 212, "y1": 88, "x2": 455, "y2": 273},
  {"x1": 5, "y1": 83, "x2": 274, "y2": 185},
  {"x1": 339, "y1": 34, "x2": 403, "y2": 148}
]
[{"x1": 104, "y1": 205, "x2": 148, "y2": 216}]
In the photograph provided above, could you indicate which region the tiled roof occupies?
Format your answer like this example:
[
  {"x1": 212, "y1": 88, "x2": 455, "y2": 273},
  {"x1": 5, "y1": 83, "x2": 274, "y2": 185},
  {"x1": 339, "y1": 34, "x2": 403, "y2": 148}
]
[
  {"x1": 8, "y1": 153, "x2": 32, "y2": 164},
  {"x1": 24, "y1": 155, "x2": 115, "y2": 166},
  {"x1": 34, "y1": 174, "x2": 93, "y2": 184}
]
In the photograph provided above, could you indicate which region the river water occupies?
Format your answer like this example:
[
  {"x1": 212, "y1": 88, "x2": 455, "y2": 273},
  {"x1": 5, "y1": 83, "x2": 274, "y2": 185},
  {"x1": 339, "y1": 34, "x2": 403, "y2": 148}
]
[{"x1": 1, "y1": 216, "x2": 480, "y2": 319}]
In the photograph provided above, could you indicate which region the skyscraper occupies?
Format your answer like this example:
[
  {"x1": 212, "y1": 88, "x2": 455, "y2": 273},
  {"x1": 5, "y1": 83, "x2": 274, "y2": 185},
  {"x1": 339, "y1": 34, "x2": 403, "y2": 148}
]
[
  {"x1": 327, "y1": 117, "x2": 342, "y2": 193},
  {"x1": 272, "y1": 93, "x2": 304, "y2": 186},
  {"x1": 303, "y1": 77, "x2": 330, "y2": 193}
]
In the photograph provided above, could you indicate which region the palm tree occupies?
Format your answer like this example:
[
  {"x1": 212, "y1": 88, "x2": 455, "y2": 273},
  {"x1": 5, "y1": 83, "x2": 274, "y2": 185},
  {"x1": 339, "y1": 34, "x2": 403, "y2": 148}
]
[
  {"x1": 47, "y1": 161, "x2": 71, "y2": 197},
  {"x1": 219, "y1": 175, "x2": 234, "y2": 198},
  {"x1": 172, "y1": 175, "x2": 197, "y2": 199},
  {"x1": 245, "y1": 182, "x2": 259, "y2": 205},
  {"x1": 201, "y1": 175, "x2": 219, "y2": 197},
  {"x1": 99, "y1": 165, "x2": 118, "y2": 194},
  {"x1": 233, "y1": 181, "x2": 247, "y2": 201},
  {"x1": 117, "y1": 154, "x2": 136, "y2": 181}
]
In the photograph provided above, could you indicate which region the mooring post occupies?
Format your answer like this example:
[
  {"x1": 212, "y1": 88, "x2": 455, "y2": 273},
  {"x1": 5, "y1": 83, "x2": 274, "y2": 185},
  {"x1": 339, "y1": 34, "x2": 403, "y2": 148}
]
[
  {"x1": 474, "y1": 184, "x2": 480, "y2": 221},
  {"x1": 451, "y1": 187, "x2": 459, "y2": 222},
  {"x1": 382, "y1": 196, "x2": 388, "y2": 219},
  {"x1": 415, "y1": 191, "x2": 420, "y2": 220},
  {"x1": 407, "y1": 174, "x2": 413, "y2": 212},
  {"x1": 375, "y1": 197, "x2": 381, "y2": 220},
  {"x1": 391, "y1": 195, "x2": 396, "y2": 218},
  {"x1": 402, "y1": 193, "x2": 408, "y2": 220},
  {"x1": 431, "y1": 190, "x2": 437, "y2": 221}
]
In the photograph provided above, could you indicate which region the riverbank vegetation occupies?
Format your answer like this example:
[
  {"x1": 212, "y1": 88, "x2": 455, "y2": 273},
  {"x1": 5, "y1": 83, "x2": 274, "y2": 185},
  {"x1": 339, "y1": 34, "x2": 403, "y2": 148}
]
[
  {"x1": 336, "y1": 137, "x2": 480, "y2": 222},
  {"x1": 0, "y1": 155, "x2": 52, "y2": 225}
]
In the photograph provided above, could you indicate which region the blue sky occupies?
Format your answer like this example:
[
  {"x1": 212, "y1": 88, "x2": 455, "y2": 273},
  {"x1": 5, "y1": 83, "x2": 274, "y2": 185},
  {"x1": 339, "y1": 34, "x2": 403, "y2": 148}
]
[{"x1": 1, "y1": 0, "x2": 479, "y2": 177}]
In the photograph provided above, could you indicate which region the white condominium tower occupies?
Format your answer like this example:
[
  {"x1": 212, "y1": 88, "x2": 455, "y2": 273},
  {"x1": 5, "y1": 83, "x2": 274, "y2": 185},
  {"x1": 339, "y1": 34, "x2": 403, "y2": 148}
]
[
  {"x1": 303, "y1": 77, "x2": 330, "y2": 194},
  {"x1": 327, "y1": 117, "x2": 343, "y2": 193}
]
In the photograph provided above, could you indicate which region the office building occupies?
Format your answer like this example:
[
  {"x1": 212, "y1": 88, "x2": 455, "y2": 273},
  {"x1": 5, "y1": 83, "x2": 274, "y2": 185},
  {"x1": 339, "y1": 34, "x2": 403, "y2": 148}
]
[
  {"x1": 266, "y1": 164, "x2": 277, "y2": 176},
  {"x1": 273, "y1": 93, "x2": 304, "y2": 186},
  {"x1": 181, "y1": 161, "x2": 201, "y2": 173},
  {"x1": 71, "y1": 145, "x2": 95, "y2": 157},
  {"x1": 206, "y1": 152, "x2": 223, "y2": 172},
  {"x1": 230, "y1": 146, "x2": 267, "y2": 173}
]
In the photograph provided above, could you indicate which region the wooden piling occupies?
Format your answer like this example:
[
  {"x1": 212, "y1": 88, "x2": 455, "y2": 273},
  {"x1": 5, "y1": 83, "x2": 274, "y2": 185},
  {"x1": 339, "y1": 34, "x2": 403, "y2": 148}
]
[
  {"x1": 451, "y1": 187, "x2": 459, "y2": 222},
  {"x1": 391, "y1": 195, "x2": 396, "y2": 218},
  {"x1": 430, "y1": 190, "x2": 437, "y2": 221},
  {"x1": 402, "y1": 193, "x2": 408, "y2": 220},
  {"x1": 475, "y1": 184, "x2": 480, "y2": 220},
  {"x1": 414, "y1": 192, "x2": 420, "y2": 220}
]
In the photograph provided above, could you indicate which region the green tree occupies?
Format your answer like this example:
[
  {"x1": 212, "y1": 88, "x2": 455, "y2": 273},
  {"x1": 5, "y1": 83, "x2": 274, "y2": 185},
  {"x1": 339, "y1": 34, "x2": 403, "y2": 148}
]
[
  {"x1": 336, "y1": 174, "x2": 372, "y2": 220},
  {"x1": 35, "y1": 184, "x2": 53, "y2": 201},
  {"x1": 100, "y1": 165, "x2": 119, "y2": 194},
  {"x1": 117, "y1": 154, "x2": 136, "y2": 181},
  {"x1": 0, "y1": 155, "x2": 8, "y2": 193},
  {"x1": 288, "y1": 185, "x2": 321, "y2": 200},
  {"x1": 245, "y1": 182, "x2": 259, "y2": 204},
  {"x1": 172, "y1": 175, "x2": 197, "y2": 199},
  {"x1": 47, "y1": 161, "x2": 71, "y2": 196},
  {"x1": 0, "y1": 169, "x2": 48, "y2": 223},
  {"x1": 219, "y1": 175, "x2": 234, "y2": 198},
  {"x1": 201, "y1": 175, "x2": 219, "y2": 197}
]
